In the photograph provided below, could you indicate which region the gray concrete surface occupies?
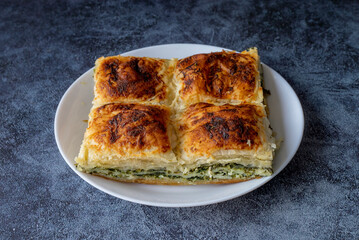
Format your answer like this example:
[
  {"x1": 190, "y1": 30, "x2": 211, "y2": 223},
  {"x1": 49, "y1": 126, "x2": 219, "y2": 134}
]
[{"x1": 0, "y1": 0, "x2": 358, "y2": 239}]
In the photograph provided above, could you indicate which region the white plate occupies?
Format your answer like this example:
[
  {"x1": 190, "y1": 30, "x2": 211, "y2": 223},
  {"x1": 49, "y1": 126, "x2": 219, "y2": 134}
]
[{"x1": 54, "y1": 44, "x2": 304, "y2": 207}]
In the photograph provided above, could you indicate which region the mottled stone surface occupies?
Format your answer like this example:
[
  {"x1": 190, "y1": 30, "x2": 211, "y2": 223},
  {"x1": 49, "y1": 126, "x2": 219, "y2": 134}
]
[{"x1": 0, "y1": 0, "x2": 358, "y2": 239}]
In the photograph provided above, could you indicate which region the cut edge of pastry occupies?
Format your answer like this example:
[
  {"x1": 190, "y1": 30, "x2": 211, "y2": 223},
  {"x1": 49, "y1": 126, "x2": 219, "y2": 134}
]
[{"x1": 76, "y1": 162, "x2": 273, "y2": 185}]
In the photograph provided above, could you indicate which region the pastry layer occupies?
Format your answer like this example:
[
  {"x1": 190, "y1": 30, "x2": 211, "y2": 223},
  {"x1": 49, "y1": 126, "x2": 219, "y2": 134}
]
[
  {"x1": 93, "y1": 55, "x2": 177, "y2": 106},
  {"x1": 173, "y1": 48, "x2": 262, "y2": 108},
  {"x1": 76, "y1": 103, "x2": 177, "y2": 170},
  {"x1": 175, "y1": 103, "x2": 276, "y2": 169}
]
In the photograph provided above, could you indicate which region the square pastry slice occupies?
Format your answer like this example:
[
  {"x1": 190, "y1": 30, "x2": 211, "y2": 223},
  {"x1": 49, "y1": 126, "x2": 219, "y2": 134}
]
[
  {"x1": 174, "y1": 103, "x2": 276, "y2": 183},
  {"x1": 75, "y1": 103, "x2": 179, "y2": 184},
  {"x1": 173, "y1": 48, "x2": 263, "y2": 108},
  {"x1": 93, "y1": 55, "x2": 177, "y2": 106}
]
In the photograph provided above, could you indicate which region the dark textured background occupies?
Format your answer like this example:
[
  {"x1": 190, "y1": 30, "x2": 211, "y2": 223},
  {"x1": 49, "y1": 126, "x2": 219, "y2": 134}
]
[{"x1": 1, "y1": 0, "x2": 358, "y2": 239}]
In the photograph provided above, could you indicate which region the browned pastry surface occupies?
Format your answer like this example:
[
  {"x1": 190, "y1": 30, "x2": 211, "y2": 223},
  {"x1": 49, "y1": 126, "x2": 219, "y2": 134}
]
[
  {"x1": 175, "y1": 49, "x2": 262, "y2": 106},
  {"x1": 94, "y1": 56, "x2": 176, "y2": 105},
  {"x1": 86, "y1": 103, "x2": 172, "y2": 156},
  {"x1": 177, "y1": 103, "x2": 266, "y2": 156}
]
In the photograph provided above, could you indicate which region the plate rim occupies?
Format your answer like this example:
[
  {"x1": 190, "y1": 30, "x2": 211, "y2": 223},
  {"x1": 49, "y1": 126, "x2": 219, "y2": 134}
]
[{"x1": 54, "y1": 43, "x2": 304, "y2": 207}]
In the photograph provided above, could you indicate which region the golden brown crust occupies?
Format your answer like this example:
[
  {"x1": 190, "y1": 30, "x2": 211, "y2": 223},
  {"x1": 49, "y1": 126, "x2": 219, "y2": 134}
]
[
  {"x1": 91, "y1": 173, "x2": 260, "y2": 185},
  {"x1": 175, "y1": 49, "x2": 262, "y2": 106},
  {"x1": 177, "y1": 103, "x2": 266, "y2": 157},
  {"x1": 94, "y1": 55, "x2": 174, "y2": 105},
  {"x1": 86, "y1": 103, "x2": 172, "y2": 155}
]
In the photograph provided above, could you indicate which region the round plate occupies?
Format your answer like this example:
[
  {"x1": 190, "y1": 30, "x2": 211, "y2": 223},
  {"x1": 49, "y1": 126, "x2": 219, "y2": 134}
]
[{"x1": 54, "y1": 44, "x2": 304, "y2": 207}]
